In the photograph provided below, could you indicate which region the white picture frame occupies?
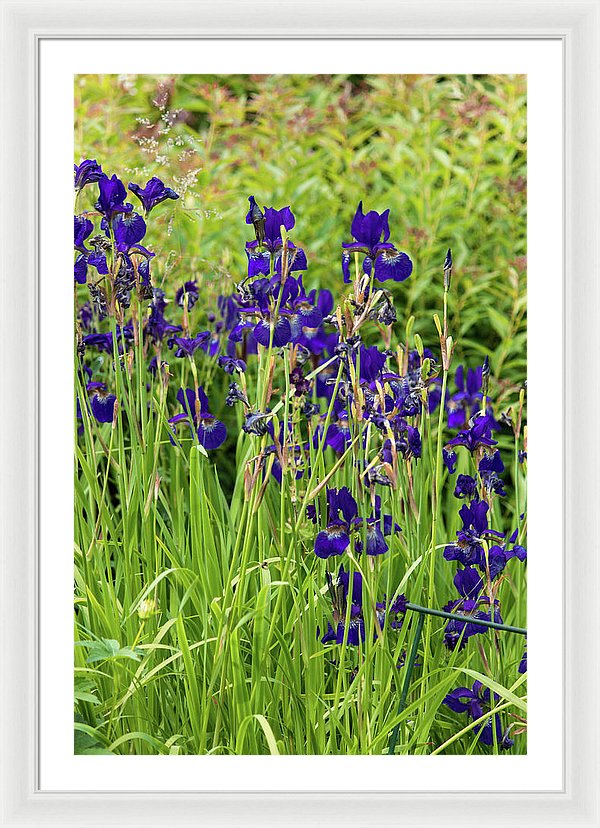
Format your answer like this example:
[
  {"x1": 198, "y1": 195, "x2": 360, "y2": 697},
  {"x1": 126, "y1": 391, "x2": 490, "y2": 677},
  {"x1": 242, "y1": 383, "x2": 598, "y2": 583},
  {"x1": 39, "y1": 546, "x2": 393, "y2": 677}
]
[{"x1": 1, "y1": 0, "x2": 598, "y2": 825}]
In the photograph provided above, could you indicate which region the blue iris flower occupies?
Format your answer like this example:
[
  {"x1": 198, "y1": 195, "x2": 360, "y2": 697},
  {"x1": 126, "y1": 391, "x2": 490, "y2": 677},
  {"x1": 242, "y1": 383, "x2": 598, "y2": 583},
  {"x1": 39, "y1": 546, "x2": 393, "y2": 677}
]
[
  {"x1": 244, "y1": 201, "x2": 307, "y2": 277},
  {"x1": 443, "y1": 500, "x2": 504, "y2": 567},
  {"x1": 446, "y1": 364, "x2": 483, "y2": 429},
  {"x1": 321, "y1": 565, "x2": 365, "y2": 646},
  {"x1": 314, "y1": 487, "x2": 358, "y2": 559},
  {"x1": 145, "y1": 290, "x2": 182, "y2": 343},
  {"x1": 320, "y1": 564, "x2": 407, "y2": 646},
  {"x1": 95, "y1": 174, "x2": 133, "y2": 221},
  {"x1": 74, "y1": 159, "x2": 104, "y2": 191},
  {"x1": 478, "y1": 450, "x2": 506, "y2": 496},
  {"x1": 446, "y1": 414, "x2": 498, "y2": 453},
  {"x1": 442, "y1": 575, "x2": 503, "y2": 652},
  {"x1": 84, "y1": 381, "x2": 117, "y2": 424},
  {"x1": 168, "y1": 331, "x2": 211, "y2": 358},
  {"x1": 175, "y1": 280, "x2": 200, "y2": 310},
  {"x1": 443, "y1": 681, "x2": 514, "y2": 749},
  {"x1": 74, "y1": 215, "x2": 108, "y2": 284},
  {"x1": 342, "y1": 201, "x2": 413, "y2": 283},
  {"x1": 128, "y1": 177, "x2": 179, "y2": 215},
  {"x1": 168, "y1": 387, "x2": 227, "y2": 450}
]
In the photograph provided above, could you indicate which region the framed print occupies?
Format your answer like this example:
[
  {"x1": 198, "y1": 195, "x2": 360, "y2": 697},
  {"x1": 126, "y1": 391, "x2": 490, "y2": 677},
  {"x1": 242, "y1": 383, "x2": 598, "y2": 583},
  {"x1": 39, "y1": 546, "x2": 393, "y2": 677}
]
[{"x1": 0, "y1": 1, "x2": 599, "y2": 826}]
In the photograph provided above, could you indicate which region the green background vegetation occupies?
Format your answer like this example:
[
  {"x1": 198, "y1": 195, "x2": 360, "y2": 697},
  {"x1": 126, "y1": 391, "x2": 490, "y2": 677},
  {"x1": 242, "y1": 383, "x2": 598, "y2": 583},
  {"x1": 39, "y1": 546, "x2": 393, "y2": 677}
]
[{"x1": 74, "y1": 74, "x2": 527, "y2": 756}]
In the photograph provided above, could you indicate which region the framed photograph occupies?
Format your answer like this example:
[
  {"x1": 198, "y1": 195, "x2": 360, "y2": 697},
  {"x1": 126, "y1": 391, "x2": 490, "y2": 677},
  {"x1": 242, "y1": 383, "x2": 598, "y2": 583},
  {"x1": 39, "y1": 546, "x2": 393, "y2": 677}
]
[{"x1": 1, "y1": 1, "x2": 598, "y2": 825}]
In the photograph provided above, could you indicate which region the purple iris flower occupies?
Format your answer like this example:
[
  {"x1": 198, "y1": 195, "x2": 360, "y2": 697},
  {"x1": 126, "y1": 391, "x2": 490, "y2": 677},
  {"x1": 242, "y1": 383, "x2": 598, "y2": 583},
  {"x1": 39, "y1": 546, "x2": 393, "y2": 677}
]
[
  {"x1": 357, "y1": 345, "x2": 388, "y2": 382},
  {"x1": 484, "y1": 531, "x2": 527, "y2": 580},
  {"x1": 381, "y1": 421, "x2": 422, "y2": 463},
  {"x1": 454, "y1": 474, "x2": 478, "y2": 499},
  {"x1": 74, "y1": 159, "x2": 104, "y2": 191},
  {"x1": 441, "y1": 565, "x2": 504, "y2": 650},
  {"x1": 74, "y1": 216, "x2": 93, "y2": 250},
  {"x1": 443, "y1": 500, "x2": 504, "y2": 567},
  {"x1": 373, "y1": 496, "x2": 401, "y2": 539},
  {"x1": 321, "y1": 565, "x2": 365, "y2": 645},
  {"x1": 244, "y1": 202, "x2": 307, "y2": 277},
  {"x1": 128, "y1": 177, "x2": 179, "y2": 215},
  {"x1": 478, "y1": 450, "x2": 506, "y2": 496},
  {"x1": 453, "y1": 566, "x2": 484, "y2": 600},
  {"x1": 355, "y1": 495, "x2": 400, "y2": 556},
  {"x1": 443, "y1": 449, "x2": 457, "y2": 474},
  {"x1": 383, "y1": 377, "x2": 422, "y2": 419},
  {"x1": 342, "y1": 201, "x2": 413, "y2": 284},
  {"x1": 74, "y1": 216, "x2": 108, "y2": 284},
  {"x1": 108, "y1": 234, "x2": 155, "y2": 307},
  {"x1": 82, "y1": 380, "x2": 117, "y2": 423},
  {"x1": 446, "y1": 414, "x2": 498, "y2": 453},
  {"x1": 169, "y1": 387, "x2": 227, "y2": 450},
  {"x1": 287, "y1": 280, "x2": 324, "y2": 335},
  {"x1": 324, "y1": 410, "x2": 352, "y2": 454},
  {"x1": 233, "y1": 274, "x2": 319, "y2": 349},
  {"x1": 148, "y1": 356, "x2": 168, "y2": 378},
  {"x1": 169, "y1": 331, "x2": 211, "y2": 358},
  {"x1": 86, "y1": 382, "x2": 116, "y2": 423},
  {"x1": 263, "y1": 424, "x2": 306, "y2": 484},
  {"x1": 314, "y1": 487, "x2": 358, "y2": 559},
  {"x1": 446, "y1": 365, "x2": 484, "y2": 428},
  {"x1": 294, "y1": 289, "x2": 335, "y2": 355},
  {"x1": 199, "y1": 332, "x2": 220, "y2": 359},
  {"x1": 218, "y1": 355, "x2": 246, "y2": 375},
  {"x1": 83, "y1": 323, "x2": 133, "y2": 354},
  {"x1": 443, "y1": 681, "x2": 514, "y2": 749},
  {"x1": 442, "y1": 594, "x2": 502, "y2": 651},
  {"x1": 111, "y1": 212, "x2": 147, "y2": 253},
  {"x1": 218, "y1": 294, "x2": 241, "y2": 332},
  {"x1": 355, "y1": 522, "x2": 388, "y2": 556},
  {"x1": 288, "y1": 365, "x2": 309, "y2": 397},
  {"x1": 95, "y1": 175, "x2": 133, "y2": 221},
  {"x1": 518, "y1": 642, "x2": 527, "y2": 674},
  {"x1": 82, "y1": 332, "x2": 114, "y2": 353},
  {"x1": 74, "y1": 253, "x2": 106, "y2": 284},
  {"x1": 263, "y1": 276, "x2": 323, "y2": 345},
  {"x1": 390, "y1": 593, "x2": 408, "y2": 615},
  {"x1": 507, "y1": 527, "x2": 527, "y2": 562},
  {"x1": 320, "y1": 564, "x2": 406, "y2": 646},
  {"x1": 405, "y1": 424, "x2": 422, "y2": 458},
  {"x1": 175, "y1": 280, "x2": 200, "y2": 309},
  {"x1": 253, "y1": 314, "x2": 293, "y2": 347},
  {"x1": 79, "y1": 303, "x2": 93, "y2": 331},
  {"x1": 136, "y1": 257, "x2": 154, "y2": 301},
  {"x1": 145, "y1": 290, "x2": 182, "y2": 343}
]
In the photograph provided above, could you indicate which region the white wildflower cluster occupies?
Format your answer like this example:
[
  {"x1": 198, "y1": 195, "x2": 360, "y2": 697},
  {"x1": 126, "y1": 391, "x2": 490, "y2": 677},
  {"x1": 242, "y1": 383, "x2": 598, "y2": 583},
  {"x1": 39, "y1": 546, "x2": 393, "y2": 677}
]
[
  {"x1": 158, "y1": 109, "x2": 183, "y2": 136},
  {"x1": 124, "y1": 165, "x2": 152, "y2": 177},
  {"x1": 136, "y1": 135, "x2": 160, "y2": 154},
  {"x1": 173, "y1": 168, "x2": 201, "y2": 197}
]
